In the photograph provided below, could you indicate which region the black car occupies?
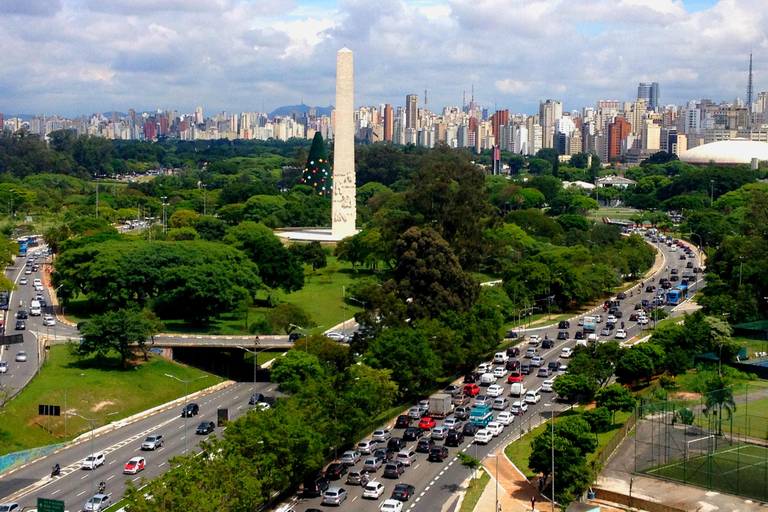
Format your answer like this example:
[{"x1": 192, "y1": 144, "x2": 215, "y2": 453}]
[
  {"x1": 679, "y1": 254, "x2": 687, "y2": 260},
  {"x1": 671, "y1": 268, "x2": 679, "y2": 275},
  {"x1": 541, "y1": 338, "x2": 554, "y2": 349},
  {"x1": 304, "y1": 475, "x2": 330, "y2": 496},
  {"x1": 325, "y1": 463, "x2": 348, "y2": 480},
  {"x1": 288, "y1": 332, "x2": 306, "y2": 342},
  {"x1": 181, "y1": 403, "x2": 199, "y2": 417},
  {"x1": 634, "y1": 303, "x2": 643, "y2": 310},
  {"x1": 548, "y1": 361, "x2": 561, "y2": 371},
  {"x1": 614, "y1": 310, "x2": 623, "y2": 318},
  {"x1": 374, "y1": 448, "x2": 395, "y2": 463},
  {"x1": 383, "y1": 461, "x2": 405, "y2": 479},
  {"x1": 693, "y1": 267, "x2": 702, "y2": 273},
  {"x1": 76, "y1": 321, "x2": 88, "y2": 331},
  {"x1": 395, "y1": 415, "x2": 412, "y2": 428},
  {"x1": 617, "y1": 292, "x2": 627, "y2": 300},
  {"x1": 556, "y1": 331, "x2": 569, "y2": 340},
  {"x1": 387, "y1": 438, "x2": 406, "y2": 452},
  {"x1": 686, "y1": 261, "x2": 694, "y2": 268},
  {"x1": 428, "y1": 445, "x2": 450, "y2": 462},
  {"x1": 629, "y1": 314, "x2": 639, "y2": 321},
  {"x1": 403, "y1": 427, "x2": 423, "y2": 441},
  {"x1": 416, "y1": 438, "x2": 434, "y2": 453},
  {"x1": 462, "y1": 422, "x2": 480, "y2": 437},
  {"x1": 16, "y1": 310, "x2": 28, "y2": 319},
  {"x1": 558, "y1": 320, "x2": 570, "y2": 329},
  {"x1": 445, "y1": 430, "x2": 465, "y2": 446},
  {"x1": 670, "y1": 275, "x2": 679, "y2": 282},
  {"x1": 463, "y1": 372, "x2": 480, "y2": 383},
  {"x1": 248, "y1": 393, "x2": 264, "y2": 405},
  {"x1": 39, "y1": 299, "x2": 47, "y2": 307},
  {"x1": 574, "y1": 331, "x2": 585, "y2": 340},
  {"x1": 391, "y1": 483, "x2": 417, "y2": 501},
  {"x1": 520, "y1": 363, "x2": 533, "y2": 375},
  {"x1": 505, "y1": 359, "x2": 520, "y2": 371},
  {"x1": 506, "y1": 346, "x2": 520, "y2": 358},
  {"x1": 605, "y1": 321, "x2": 616, "y2": 330},
  {"x1": 196, "y1": 421, "x2": 215, "y2": 435},
  {"x1": 645, "y1": 285, "x2": 656, "y2": 292},
  {"x1": 15, "y1": 320, "x2": 25, "y2": 330},
  {"x1": 505, "y1": 330, "x2": 519, "y2": 338}
]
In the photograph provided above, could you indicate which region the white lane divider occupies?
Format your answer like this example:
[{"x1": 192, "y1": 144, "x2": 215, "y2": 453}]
[
  {"x1": 107, "y1": 475, "x2": 115, "y2": 481},
  {"x1": 51, "y1": 489, "x2": 60, "y2": 495},
  {"x1": 77, "y1": 491, "x2": 86, "y2": 497},
  {"x1": 158, "y1": 462, "x2": 166, "y2": 467},
  {"x1": 132, "y1": 476, "x2": 141, "y2": 482},
  {"x1": 108, "y1": 461, "x2": 116, "y2": 465},
  {"x1": 81, "y1": 475, "x2": 88, "y2": 480}
]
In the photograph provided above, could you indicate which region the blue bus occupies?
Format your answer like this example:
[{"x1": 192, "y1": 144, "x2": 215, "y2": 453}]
[{"x1": 666, "y1": 284, "x2": 689, "y2": 305}]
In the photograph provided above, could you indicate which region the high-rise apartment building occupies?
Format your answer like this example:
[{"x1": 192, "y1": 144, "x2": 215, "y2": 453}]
[
  {"x1": 641, "y1": 119, "x2": 661, "y2": 150},
  {"x1": 638, "y1": 82, "x2": 660, "y2": 111},
  {"x1": 195, "y1": 107, "x2": 203, "y2": 124},
  {"x1": 383, "y1": 104, "x2": 393, "y2": 141},
  {"x1": 491, "y1": 110, "x2": 509, "y2": 145},
  {"x1": 538, "y1": 99, "x2": 562, "y2": 148},
  {"x1": 406, "y1": 94, "x2": 418, "y2": 129},
  {"x1": 608, "y1": 117, "x2": 631, "y2": 159}
]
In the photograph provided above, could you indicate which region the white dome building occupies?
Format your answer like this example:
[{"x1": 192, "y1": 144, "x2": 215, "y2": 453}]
[{"x1": 679, "y1": 140, "x2": 768, "y2": 165}]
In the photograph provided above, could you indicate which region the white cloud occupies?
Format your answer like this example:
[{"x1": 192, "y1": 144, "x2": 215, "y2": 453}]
[
  {"x1": 270, "y1": 17, "x2": 336, "y2": 58},
  {"x1": 495, "y1": 79, "x2": 530, "y2": 94}
]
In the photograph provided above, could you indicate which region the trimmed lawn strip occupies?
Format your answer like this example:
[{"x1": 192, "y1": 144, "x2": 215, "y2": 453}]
[
  {"x1": 0, "y1": 345, "x2": 223, "y2": 456},
  {"x1": 459, "y1": 471, "x2": 492, "y2": 512}
]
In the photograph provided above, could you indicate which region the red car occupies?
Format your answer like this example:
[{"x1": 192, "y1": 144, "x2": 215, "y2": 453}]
[
  {"x1": 418, "y1": 417, "x2": 436, "y2": 430},
  {"x1": 463, "y1": 384, "x2": 480, "y2": 396},
  {"x1": 507, "y1": 372, "x2": 524, "y2": 383},
  {"x1": 123, "y1": 457, "x2": 145, "y2": 474}
]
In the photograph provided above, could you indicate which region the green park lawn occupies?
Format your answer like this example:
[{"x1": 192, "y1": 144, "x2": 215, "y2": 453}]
[
  {"x1": 459, "y1": 471, "x2": 491, "y2": 512},
  {"x1": 0, "y1": 345, "x2": 223, "y2": 456}
]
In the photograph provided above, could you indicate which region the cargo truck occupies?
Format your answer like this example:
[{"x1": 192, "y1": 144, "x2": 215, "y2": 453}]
[
  {"x1": 469, "y1": 405, "x2": 493, "y2": 426},
  {"x1": 583, "y1": 315, "x2": 597, "y2": 333},
  {"x1": 428, "y1": 393, "x2": 455, "y2": 419}
]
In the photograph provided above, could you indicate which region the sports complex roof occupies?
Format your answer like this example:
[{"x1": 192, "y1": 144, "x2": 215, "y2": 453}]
[{"x1": 679, "y1": 140, "x2": 768, "y2": 165}]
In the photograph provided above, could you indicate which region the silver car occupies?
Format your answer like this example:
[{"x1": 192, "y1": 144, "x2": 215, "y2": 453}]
[
  {"x1": 322, "y1": 487, "x2": 348, "y2": 506},
  {"x1": 341, "y1": 450, "x2": 360, "y2": 465},
  {"x1": 363, "y1": 457, "x2": 382, "y2": 472},
  {"x1": 84, "y1": 494, "x2": 111, "y2": 512},
  {"x1": 430, "y1": 426, "x2": 449, "y2": 440},
  {"x1": 443, "y1": 417, "x2": 463, "y2": 431},
  {"x1": 15, "y1": 351, "x2": 27, "y2": 362},
  {"x1": 372, "y1": 429, "x2": 391, "y2": 443}
]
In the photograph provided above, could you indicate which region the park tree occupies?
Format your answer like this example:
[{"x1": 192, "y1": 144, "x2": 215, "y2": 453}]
[
  {"x1": 168, "y1": 208, "x2": 199, "y2": 228},
  {"x1": 265, "y1": 303, "x2": 314, "y2": 335},
  {"x1": 615, "y1": 348, "x2": 655, "y2": 385},
  {"x1": 193, "y1": 215, "x2": 228, "y2": 241},
  {"x1": 582, "y1": 407, "x2": 612, "y2": 433},
  {"x1": 290, "y1": 241, "x2": 328, "y2": 271},
  {"x1": 393, "y1": 226, "x2": 479, "y2": 319},
  {"x1": 595, "y1": 383, "x2": 636, "y2": 422},
  {"x1": 80, "y1": 308, "x2": 150, "y2": 367},
  {"x1": 270, "y1": 350, "x2": 326, "y2": 393},
  {"x1": 551, "y1": 374, "x2": 597, "y2": 403}
]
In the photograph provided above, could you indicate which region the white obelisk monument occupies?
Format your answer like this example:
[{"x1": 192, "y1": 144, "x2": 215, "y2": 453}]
[{"x1": 331, "y1": 47, "x2": 356, "y2": 238}]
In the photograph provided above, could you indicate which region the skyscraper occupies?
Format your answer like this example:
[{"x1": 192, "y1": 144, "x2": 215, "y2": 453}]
[
  {"x1": 383, "y1": 104, "x2": 393, "y2": 142},
  {"x1": 406, "y1": 94, "x2": 418, "y2": 129},
  {"x1": 538, "y1": 99, "x2": 562, "y2": 149},
  {"x1": 608, "y1": 117, "x2": 631, "y2": 159},
  {"x1": 491, "y1": 110, "x2": 509, "y2": 146},
  {"x1": 637, "y1": 82, "x2": 660, "y2": 111}
]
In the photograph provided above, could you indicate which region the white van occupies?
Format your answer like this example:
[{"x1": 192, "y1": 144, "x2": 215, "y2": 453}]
[
  {"x1": 30, "y1": 300, "x2": 41, "y2": 316},
  {"x1": 480, "y1": 373, "x2": 495, "y2": 386},
  {"x1": 509, "y1": 382, "x2": 527, "y2": 397},
  {"x1": 541, "y1": 379, "x2": 555, "y2": 392},
  {"x1": 493, "y1": 352, "x2": 509, "y2": 364}
]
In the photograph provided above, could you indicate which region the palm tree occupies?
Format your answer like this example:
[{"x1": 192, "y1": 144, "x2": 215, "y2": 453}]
[{"x1": 703, "y1": 376, "x2": 736, "y2": 435}]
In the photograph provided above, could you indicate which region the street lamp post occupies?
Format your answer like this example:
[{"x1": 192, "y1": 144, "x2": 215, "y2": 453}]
[
  {"x1": 63, "y1": 373, "x2": 85, "y2": 439},
  {"x1": 237, "y1": 345, "x2": 268, "y2": 403},
  {"x1": 165, "y1": 373, "x2": 208, "y2": 454},
  {"x1": 66, "y1": 411, "x2": 118, "y2": 499},
  {"x1": 487, "y1": 454, "x2": 500, "y2": 512},
  {"x1": 161, "y1": 196, "x2": 168, "y2": 234},
  {"x1": 202, "y1": 185, "x2": 208, "y2": 216},
  {"x1": 710, "y1": 180, "x2": 715, "y2": 207}
]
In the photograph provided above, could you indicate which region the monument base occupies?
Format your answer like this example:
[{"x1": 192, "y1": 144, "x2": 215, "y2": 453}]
[{"x1": 275, "y1": 228, "x2": 359, "y2": 243}]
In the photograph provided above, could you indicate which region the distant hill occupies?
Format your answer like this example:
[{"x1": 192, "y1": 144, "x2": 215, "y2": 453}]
[{"x1": 269, "y1": 104, "x2": 334, "y2": 118}]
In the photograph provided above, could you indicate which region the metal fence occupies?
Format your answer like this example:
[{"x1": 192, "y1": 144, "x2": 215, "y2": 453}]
[
  {"x1": 633, "y1": 382, "x2": 768, "y2": 502},
  {"x1": 597, "y1": 411, "x2": 637, "y2": 465}
]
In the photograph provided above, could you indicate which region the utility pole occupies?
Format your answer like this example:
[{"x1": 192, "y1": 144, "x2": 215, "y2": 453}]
[
  {"x1": 202, "y1": 185, "x2": 208, "y2": 216},
  {"x1": 66, "y1": 411, "x2": 118, "y2": 499},
  {"x1": 161, "y1": 196, "x2": 168, "y2": 233},
  {"x1": 95, "y1": 180, "x2": 99, "y2": 218},
  {"x1": 165, "y1": 373, "x2": 208, "y2": 454}
]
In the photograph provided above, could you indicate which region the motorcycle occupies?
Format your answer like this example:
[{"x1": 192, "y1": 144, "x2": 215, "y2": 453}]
[
  {"x1": 51, "y1": 464, "x2": 61, "y2": 477},
  {"x1": 98, "y1": 481, "x2": 106, "y2": 494}
]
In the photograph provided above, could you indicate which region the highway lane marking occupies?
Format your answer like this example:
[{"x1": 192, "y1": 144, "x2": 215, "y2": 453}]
[
  {"x1": 448, "y1": 461, "x2": 454, "y2": 466},
  {"x1": 439, "y1": 471, "x2": 445, "y2": 475},
  {"x1": 81, "y1": 475, "x2": 89, "y2": 479},
  {"x1": 416, "y1": 497, "x2": 421, "y2": 502},
  {"x1": 77, "y1": 491, "x2": 86, "y2": 497},
  {"x1": 352, "y1": 497, "x2": 357, "y2": 502},
  {"x1": 133, "y1": 476, "x2": 141, "y2": 481},
  {"x1": 180, "y1": 436, "x2": 186, "y2": 440},
  {"x1": 178, "y1": 425, "x2": 184, "y2": 429},
  {"x1": 51, "y1": 489, "x2": 60, "y2": 495},
  {"x1": 158, "y1": 462, "x2": 166, "y2": 467},
  {"x1": 107, "y1": 475, "x2": 115, "y2": 481},
  {"x1": 156, "y1": 448, "x2": 164, "y2": 452},
  {"x1": 234, "y1": 396, "x2": 239, "y2": 400},
  {"x1": 425, "y1": 486, "x2": 431, "y2": 491}
]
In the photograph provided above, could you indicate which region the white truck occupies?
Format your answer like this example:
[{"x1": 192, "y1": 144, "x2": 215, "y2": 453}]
[
  {"x1": 428, "y1": 394, "x2": 455, "y2": 419},
  {"x1": 509, "y1": 382, "x2": 528, "y2": 397}
]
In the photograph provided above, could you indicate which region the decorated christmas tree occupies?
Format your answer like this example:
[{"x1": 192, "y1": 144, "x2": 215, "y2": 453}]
[{"x1": 301, "y1": 132, "x2": 333, "y2": 198}]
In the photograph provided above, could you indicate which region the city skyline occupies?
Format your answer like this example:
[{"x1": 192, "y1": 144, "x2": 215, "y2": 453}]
[{"x1": 0, "y1": 0, "x2": 763, "y2": 117}]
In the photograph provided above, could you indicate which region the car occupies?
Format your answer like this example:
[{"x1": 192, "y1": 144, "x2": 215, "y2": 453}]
[
  {"x1": 492, "y1": 366, "x2": 507, "y2": 379},
  {"x1": 31, "y1": 265, "x2": 39, "y2": 271},
  {"x1": 474, "y1": 429, "x2": 493, "y2": 444},
  {"x1": 403, "y1": 427, "x2": 423, "y2": 441},
  {"x1": 477, "y1": 362, "x2": 491, "y2": 374},
  {"x1": 606, "y1": 321, "x2": 616, "y2": 330},
  {"x1": 537, "y1": 367, "x2": 551, "y2": 378},
  {"x1": 464, "y1": 372, "x2": 480, "y2": 383},
  {"x1": 364, "y1": 456, "x2": 384, "y2": 472},
  {"x1": 196, "y1": 421, "x2": 215, "y2": 435},
  {"x1": 326, "y1": 463, "x2": 348, "y2": 480},
  {"x1": 326, "y1": 331, "x2": 348, "y2": 342},
  {"x1": 396, "y1": 450, "x2": 418, "y2": 466},
  {"x1": 431, "y1": 426, "x2": 449, "y2": 440},
  {"x1": 416, "y1": 438, "x2": 435, "y2": 453},
  {"x1": 670, "y1": 275, "x2": 679, "y2": 282},
  {"x1": 181, "y1": 403, "x2": 199, "y2": 417},
  {"x1": 0, "y1": 361, "x2": 7, "y2": 374},
  {"x1": 358, "y1": 439, "x2": 379, "y2": 454},
  {"x1": 0, "y1": 503, "x2": 19, "y2": 512},
  {"x1": 363, "y1": 480, "x2": 386, "y2": 499},
  {"x1": 506, "y1": 330, "x2": 519, "y2": 339},
  {"x1": 548, "y1": 360, "x2": 561, "y2": 371},
  {"x1": 558, "y1": 365, "x2": 568, "y2": 376},
  {"x1": 462, "y1": 422, "x2": 481, "y2": 436},
  {"x1": 607, "y1": 315, "x2": 617, "y2": 323},
  {"x1": 487, "y1": 421, "x2": 504, "y2": 436},
  {"x1": 83, "y1": 494, "x2": 111, "y2": 512},
  {"x1": 541, "y1": 337, "x2": 554, "y2": 349},
  {"x1": 679, "y1": 254, "x2": 687, "y2": 260},
  {"x1": 454, "y1": 405, "x2": 471, "y2": 420},
  {"x1": 141, "y1": 434, "x2": 164, "y2": 450},
  {"x1": 288, "y1": 332, "x2": 306, "y2": 342},
  {"x1": 463, "y1": 383, "x2": 480, "y2": 396},
  {"x1": 407, "y1": 406, "x2": 426, "y2": 419},
  {"x1": 530, "y1": 356, "x2": 544, "y2": 367},
  {"x1": 395, "y1": 415, "x2": 412, "y2": 428},
  {"x1": 304, "y1": 474, "x2": 331, "y2": 496},
  {"x1": 16, "y1": 310, "x2": 27, "y2": 319},
  {"x1": 527, "y1": 335, "x2": 541, "y2": 346},
  {"x1": 418, "y1": 417, "x2": 436, "y2": 430},
  {"x1": 694, "y1": 267, "x2": 702, "y2": 273},
  {"x1": 43, "y1": 316, "x2": 56, "y2": 326},
  {"x1": 372, "y1": 428, "x2": 391, "y2": 442},
  {"x1": 574, "y1": 331, "x2": 585, "y2": 340},
  {"x1": 347, "y1": 469, "x2": 370, "y2": 486},
  {"x1": 473, "y1": 395, "x2": 490, "y2": 407},
  {"x1": 524, "y1": 348, "x2": 537, "y2": 358},
  {"x1": 445, "y1": 430, "x2": 465, "y2": 446},
  {"x1": 82, "y1": 452, "x2": 105, "y2": 469},
  {"x1": 387, "y1": 438, "x2": 406, "y2": 452},
  {"x1": 560, "y1": 347, "x2": 573, "y2": 358},
  {"x1": 123, "y1": 456, "x2": 146, "y2": 474},
  {"x1": 507, "y1": 371, "x2": 523, "y2": 383},
  {"x1": 428, "y1": 445, "x2": 450, "y2": 462},
  {"x1": 638, "y1": 316, "x2": 649, "y2": 325},
  {"x1": 615, "y1": 329, "x2": 627, "y2": 339},
  {"x1": 382, "y1": 461, "x2": 405, "y2": 478},
  {"x1": 374, "y1": 448, "x2": 395, "y2": 463},
  {"x1": 15, "y1": 351, "x2": 27, "y2": 362},
  {"x1": 323, "y1": 487, "x2": 348, "y2": 506},
  {"x1": 506, "y1": 346, "x2": 520, "y2": 358},
  {"x1": 645, "y1": 285, "x2": 656, "y2": 292},
  {"x1": 520, "y1": 363, "x2": 533, "y2": 375},
  {"x1": 510, "y1": 401, "x2": 528, "y2": 415},
  {"x1": 600, "y1": 327, "x2": 613, "y2": 336},
  {"x1": 443, "y1": 417, "x2": 463, "y2": 431},
  {"x1": 617, "y1": 292, "x2": 627, "y2": 300},
  {"x1": 558, "y1": 320, "x2": 571, "y2": 329},
  {"x1": 688, "y1": 252, "x2": 696, "y2": 258},
  {"x1": 444, "y1": 384, "x2": 462, "y2": 397},
  {"x1": 506, "y1": 359, "x2": 521, "y2": 371},
  {"x1": 486, "y1": 384, "x2": 504, "y2": 397},
  {"x1": 556, "y1": 331, "x2": 569, "y2": 340},
  {"x1": 578, "y1": 317, "x2": 585, "y2": 326},
  {"x1": 391, "y1": 483, "x2": 417, "y2": 501},
  {"x1": 24, "y1": 268, "x2": 31, "y2": 275},
  {"x1": 35, "y1": 284, "x2": 44, "y2": 292},
  {"x1": 341, "y1": 450, "x2": 361, "y2": 465},
  {"x1": 542, "y1": 379, "x2": 556, "y2": 392},
  {"x1": 496, "y1": 411, "x2": 514, "y2": 426},
  {"x1": 525, "y1": 392, "x2": 541, "y2": 404},
  {"x1": 380, "y1": 498, "x2": 404, "y2": 512}
]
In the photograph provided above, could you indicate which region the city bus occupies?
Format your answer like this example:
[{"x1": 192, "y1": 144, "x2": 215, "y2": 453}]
[
  {"x1": 666, "y1": 284, "x2": 689, "y2": 306},
  {"x1": 17, "y1": 238, "x2": 27, "y2": 257}
]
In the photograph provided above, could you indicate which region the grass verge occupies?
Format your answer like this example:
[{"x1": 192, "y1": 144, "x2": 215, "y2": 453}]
[
  {"x1": 459, "y1": 471, "x2": 492, "y2": 512},
  {"x1": 0, "y1": 345, "x2": 223, "y2": 456}
]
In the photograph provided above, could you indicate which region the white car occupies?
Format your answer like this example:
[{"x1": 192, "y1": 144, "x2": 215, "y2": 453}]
[
  {"x1": 525, "y1": 392, "x2": 541, "y2": 404},
  {"x1": 82, "y1": 452, "x2": 105, "y2": 470},
  {"x1": 43, "y1": 316, "x2": 56, "y2": 326},
  {"x1": 474, "y1": 429, "x2": 493, "y2": 444},
  {"x1": 477, "y1": 363, "x2": 491, "y2": 374},
  {"x1": 492, "y1": 367, "x2": 507, "y2": 379},
  {"x1": 363, "y1": 481, "x2": 386, "y2": 499},
  {"x1": 486, "y1": 422, "x2": 504, "y2": 436},
  {"x1": 15, "y1": 351, "x2": 27, "y2": 362},
  {"x1": 560, "y1": 347, "x2": 573, "y2": 358},
  {"x1": 511, "y1": 401, "x2": 528, "y2": 415},
  {"x1": 0, "y1": 361, "x2": 8, "y2": 373},
  {"x1": 607, "y1": 315, "x2": 617, "y2": 323},
  {"x1": 638, "y1": 316, "x2": 649, "y2": 325},
  {"x1": 33, "y1": 279, "x2": 42, "y2": 286},
  {"x1": 615, "y1": 329, "x2": 627, "y2": 339},
  {"x1": 19, "y1": 278, "x2": 27, "y2": 285},
  {"x1": 486, "y1": 384, "x2": 504, "y2": 397},
  {"x1": 372, "y1": 428, "x2": 391, "y2": 443},
  {"x1": 326, "y1": 331, "x2": 349, "y2": 342},
  {"x1": 35, "y1": 284, "x2": 44, "y2": 292},
  {"x1": 528, "y1": 335, "x2": 541, "y2": 346},
  {"x1": 557, "y1": 365, "x2": 568, "y2": 376},
  {"x1": 380, "y1": 499, "x2": 404, "y2": 512},
  {"x1": 541, "y1": 379, "x2": 555, "y2": 392},
  {"x1": 496, "y1": 411, "x2": 514, "y2": 426}
]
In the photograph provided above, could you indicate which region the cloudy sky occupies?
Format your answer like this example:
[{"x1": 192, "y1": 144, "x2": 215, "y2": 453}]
[{"x1": 0, "y1": 0, "x2": 765, "y2": 118}]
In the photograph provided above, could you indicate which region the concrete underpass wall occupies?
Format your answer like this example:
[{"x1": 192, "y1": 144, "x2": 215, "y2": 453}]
[{"x1": 172, "y1": 346, "x2": 271, "y2": 382}]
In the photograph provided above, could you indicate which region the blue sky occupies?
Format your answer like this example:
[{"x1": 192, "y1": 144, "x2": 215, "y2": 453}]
[{"x1": 0, "y1": 0, "x2": 763, "y2": 118}]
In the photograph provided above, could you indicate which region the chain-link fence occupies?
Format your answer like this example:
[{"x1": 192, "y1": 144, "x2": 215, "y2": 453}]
[{"x1": 634, "y1": 382, "x2": 768, "y2": 502}]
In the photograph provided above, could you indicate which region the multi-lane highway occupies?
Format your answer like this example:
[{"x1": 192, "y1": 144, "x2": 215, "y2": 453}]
[{"x1": 0, "y1": 234, "x2": 703, "y2": 512}]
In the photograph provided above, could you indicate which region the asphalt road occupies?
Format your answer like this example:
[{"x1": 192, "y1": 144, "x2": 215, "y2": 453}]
[{"x1": 0, "y1": 381, "x2": 274, "y2": 510}]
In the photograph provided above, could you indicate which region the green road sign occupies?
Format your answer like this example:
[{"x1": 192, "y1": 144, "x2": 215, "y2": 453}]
[{"x1": 38, "y1": 497, "x2": 65, "y2": 512}]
